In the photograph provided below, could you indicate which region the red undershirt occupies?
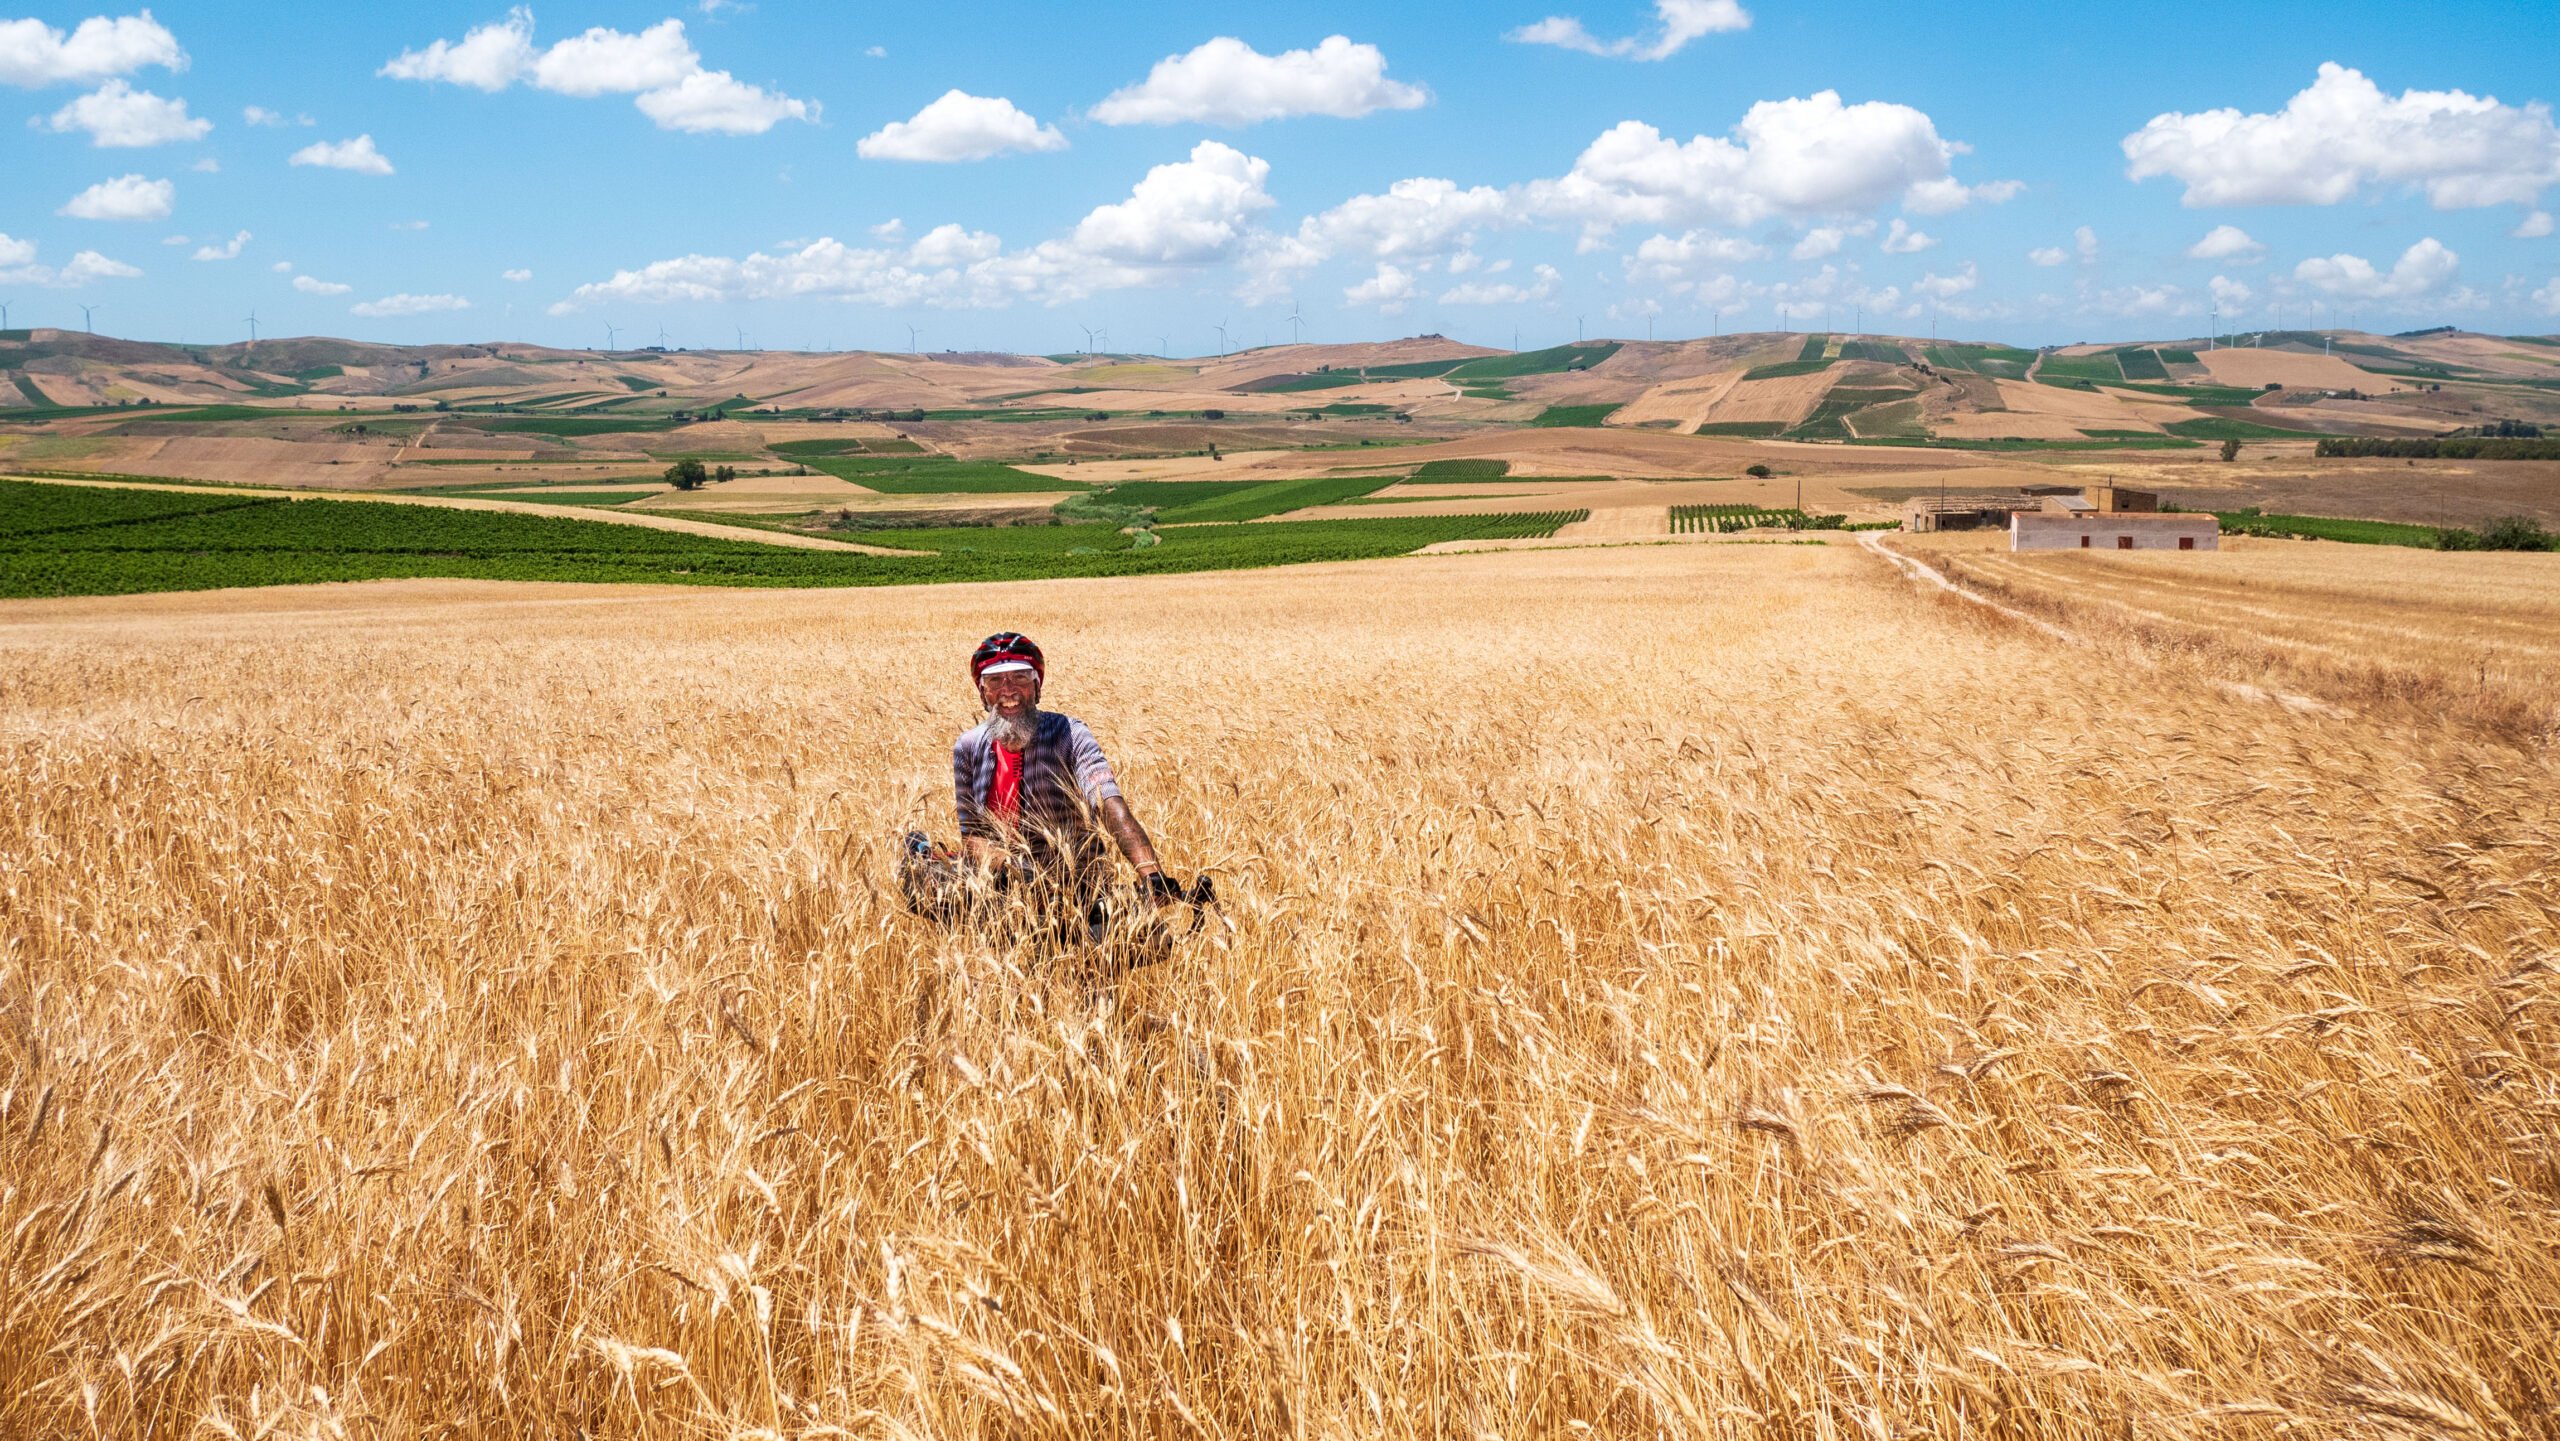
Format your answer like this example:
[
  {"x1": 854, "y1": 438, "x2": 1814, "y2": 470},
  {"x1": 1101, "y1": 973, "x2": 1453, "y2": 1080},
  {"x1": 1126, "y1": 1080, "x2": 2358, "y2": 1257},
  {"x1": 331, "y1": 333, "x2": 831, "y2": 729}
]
[{"x1": 989, "y1": 741, "x2": 1024, "y2": 819}]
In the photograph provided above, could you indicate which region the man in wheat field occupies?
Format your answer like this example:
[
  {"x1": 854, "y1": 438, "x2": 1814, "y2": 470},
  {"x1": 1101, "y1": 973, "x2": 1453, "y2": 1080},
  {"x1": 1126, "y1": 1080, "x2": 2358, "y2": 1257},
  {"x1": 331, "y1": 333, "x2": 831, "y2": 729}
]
[{"x1": 900, "y1": 632, "x2": 1197, "y2": 956}]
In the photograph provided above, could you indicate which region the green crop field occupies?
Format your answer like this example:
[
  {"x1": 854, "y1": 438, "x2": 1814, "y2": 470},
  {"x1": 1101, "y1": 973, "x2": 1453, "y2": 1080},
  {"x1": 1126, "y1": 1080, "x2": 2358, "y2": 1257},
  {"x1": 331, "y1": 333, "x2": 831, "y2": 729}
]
[
  {"x1": 1528, "y1": 404, "x2": 1619, "y2": 428},
  {"x1": 806, "y1": 456, "x2": 1085, "y2": 494},
  {"x1": 1669, "y1": 506, "x2": 1843, "y2": 534},
  {"x1": 1785, "y1": 388, "x2": 1919, "y2": 441},
  {"x1": 1155, "y1": 475, "x2": 1395, "y2": 523},
  {"x1": 2164, "y1": 417, "x2": 2318, "y2": 441},
  {"x1": 1794, "y1": 335, "x2": 1830, "y2": 363},
  {"x1": 1087, "y1": 480, "x2": 1268, "y2": 511},
  {"x1": 0, "y1": 479, "x2": 1582, "y2": 598},
  {"x1": 1691, "y1": 421, "x2": 1787, "y2": 437},
  {"x1": 1264, "y1": 372, "x2": 1369, "y2": 393},
  {"x1": 1444, "y1": 342, "x2": 1620, "y2": 382},
  {"x1": 1837, "y1": 341, "x2": 1908, "y2": 364},
  {"x1": 429, "y1": 490, "x2": 661, "y2": 508},
  {"x1": 2208, "y1": 510, "x2": 2443, "y2": 547},
  {"x1": 2036, "y1": 354, "x2": 2125, "y2": 384},
  {"x1": 2112, "y1": 349, "x2": 2171, "y2": 381},
  {"x1": 1305, "y1": 403, "x2": 1400, "y2": 417},
  {"x1": 1360, "y1": 358, "x2": 1469, "y2": 380},
  {"x1": 1413, "y1": 459, "x2": 1510, "y2": 480},
  {"x1": 1923, "y1": 345, "x2": 2036, "y2": 380},
  {"x1": 1739, "y1": 360, "x2": 1834, "y2": 382},
  {"x1": 2156, "y1": 349, "x2": 2201, "y2": 365}
]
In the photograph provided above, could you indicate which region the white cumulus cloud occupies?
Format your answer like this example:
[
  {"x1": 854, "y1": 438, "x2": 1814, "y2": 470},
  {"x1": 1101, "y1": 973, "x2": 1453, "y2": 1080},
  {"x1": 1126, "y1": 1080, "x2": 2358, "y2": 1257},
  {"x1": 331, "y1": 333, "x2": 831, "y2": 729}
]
[
  {"x1": 2124, "y1": 63, "x2": 2560, "y2": 210},
  {"x1": 633, "y1": 69, "x2": 812, "y2": 134},
  {"x1": 2075, "y1": 225, "x2": 2099, "y2": 262},
  {"x1": 503, "y1": 267, "x2": 531, "y2": 281},
  {"x1": 1912, "y1": 262, "x2": 1978, "y2": 300},
  {"x1": 1507, "y1": 0, "x2": 1750, "y2": 62},
  {"x1": 1628, "y1": 229, "x2": 1768, "y2": 283},
  {"x1": 290, "y1": 134, "x2": 393, "y2": 174},
  {"x1": 292, "y1": 274, "x2": 351, "y2": 295},
  {"x1": 858, "y1": 90, "x2": 1065, "y2": 162},
  {"x1": 1093, "y1": 35, "x2": 1426, "y2": 127},
  {"x1": 2027, "y1": 246, "x2": 2067, "y2": 266},
  {"x1": 242, "y1": 104, "x2": 309, "y2": 127},
  {"x1": 0, "y1": 11, "x2": 183, "y2": 87},
  {"x1": 2185, "y1": 223, "x2": 2264, "y2": 262},
  {"x1": 58, "y1": 171, "x2": 172, "y2": 220},
  {"x1": 554, "y1": 141, "x2": 1278, "y2": 312},
  {"x1": 191, "y1": 228, "x2": 247, "y2": 260},
  {"x1": 1880, "y1": 217, "x2": 1936, "y2": 253},
  {"x1": 2533, "y1": 277, "x2": 2560, "y2": 314},
  {"x1": 2210, "y1": 274, "x2": 2254, "y2": 313},
  {"x1": 1344, "y1": 262, "x2": 1419, "y2": 312},
  {"x1": 351, "y1": 292, "x2": 471, "y2": 318},
  {"x1": 382, "y1": 10, "x2": 812, "y2": 134},
  {"x1": 1441, "y1": 262, "x2": 1560, "y2": 306},
  {"x1": 42, "y1": 78, "x2": 208, "y2": 145},
  {"x1": 0, "y1": 234, "x2": 142, "y2": 287},
  {"x1": 2515, "y1": 210, "x2": 2554, "y2": 238},
  {"x1": 1792, "y1": 222, "x2": 1873, "y2": 260},
  {"x1": 2293, "y1": 236, "x2": 2459, "y2": 299},
  {"x1": 1521, "y1": 92, "x2": 1967, "y2": 238}
]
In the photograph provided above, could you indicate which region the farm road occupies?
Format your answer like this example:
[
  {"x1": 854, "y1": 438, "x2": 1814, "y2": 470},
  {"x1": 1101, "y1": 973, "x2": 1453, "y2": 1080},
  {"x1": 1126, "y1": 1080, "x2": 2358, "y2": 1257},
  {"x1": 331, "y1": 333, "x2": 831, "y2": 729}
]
[{"x1": 0, "y1": 474, "x2": 925, "y2": 555}]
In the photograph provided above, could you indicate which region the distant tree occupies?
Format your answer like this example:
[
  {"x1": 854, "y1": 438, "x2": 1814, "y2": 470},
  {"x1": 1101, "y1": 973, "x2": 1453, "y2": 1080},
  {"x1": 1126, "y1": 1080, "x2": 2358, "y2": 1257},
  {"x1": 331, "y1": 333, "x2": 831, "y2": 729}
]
[
  {"x1": 1746, "y1": 463, "x2": 1772, "y2": 478},
  {"x1": 2478, "y1": 514, "x2": 2553, "y2": 551},
  {"x1": 714, "y1": 465, "x2": 736, "y2": 483},
  {"x1": 1202, "y1": 409, "x2": 1225, "y2": 420},
  {"x1": 2220, "y1": 438, "x2": 2242, "y2": 462},
  {"x1": 665, "y1": 457, "x2": 709, "y2": 490}
]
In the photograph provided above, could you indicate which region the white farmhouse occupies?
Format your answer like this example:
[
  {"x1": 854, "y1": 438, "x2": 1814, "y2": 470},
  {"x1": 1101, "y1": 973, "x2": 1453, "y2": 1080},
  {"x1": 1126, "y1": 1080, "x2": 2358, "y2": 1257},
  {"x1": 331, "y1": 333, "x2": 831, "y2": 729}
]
[{"x1": 2010, "y1": 485, "x2": 2218, "y2": 551}]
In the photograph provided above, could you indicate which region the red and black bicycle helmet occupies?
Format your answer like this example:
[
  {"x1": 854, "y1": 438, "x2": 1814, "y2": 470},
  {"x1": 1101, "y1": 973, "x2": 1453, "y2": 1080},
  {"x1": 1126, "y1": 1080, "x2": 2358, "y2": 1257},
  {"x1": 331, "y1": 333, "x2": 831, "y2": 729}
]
[{"x1": 970, "y1": 631, "x2": 1044, "y2": 682}]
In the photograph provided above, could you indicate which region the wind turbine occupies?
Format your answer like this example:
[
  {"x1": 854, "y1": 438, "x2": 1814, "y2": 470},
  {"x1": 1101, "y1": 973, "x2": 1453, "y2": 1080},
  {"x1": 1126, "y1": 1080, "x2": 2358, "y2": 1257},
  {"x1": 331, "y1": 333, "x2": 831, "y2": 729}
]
[
  {"x1": 656, "y1": 324, "x2": 670, "y2": 348},
  {"x1": 1576, "y1": 315, "x2": 1584, "y2": 343},
  {"x1": 1156, "y1": 334, "x2": 1168, "y2": 359},
  {"x1": 1, "y1": 300, "x2": 13, "y2": 330},
  {"x1": 1286, "y1": 304, "x2": 1304, "y2": 345},
  {"x1": 603, "y1": 321, "x2": 621, "y2": 351},
  {"x1": 735, "y1": 326, "x2": 748, "y2": 352},
  {"x1": 1213, "y1": 320, "x2": 1228, "y2": 356},
  {"x1": 2209, "y1": 308, "x2": 2217, "y2": 351},
  {"x1": 1079, "y1": 324, "x2": 1096, "y2": 355},
  {"x1": 243, "y1": 310, "x2": 258, "y2": 343},
  {"x1": 79, "y1": 303, "x2": 99, "y2": 333},
  {"x1": 906, "y1": 324, "x2": 921, "y2": 354}
]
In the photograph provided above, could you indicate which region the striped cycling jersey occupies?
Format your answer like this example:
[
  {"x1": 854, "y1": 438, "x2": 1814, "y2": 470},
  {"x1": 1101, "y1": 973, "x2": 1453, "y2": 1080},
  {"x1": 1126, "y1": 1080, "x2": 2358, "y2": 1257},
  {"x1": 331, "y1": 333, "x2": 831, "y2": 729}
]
[{"x1": 952, "y1": 710, "x2": 1123, "y2": 860}]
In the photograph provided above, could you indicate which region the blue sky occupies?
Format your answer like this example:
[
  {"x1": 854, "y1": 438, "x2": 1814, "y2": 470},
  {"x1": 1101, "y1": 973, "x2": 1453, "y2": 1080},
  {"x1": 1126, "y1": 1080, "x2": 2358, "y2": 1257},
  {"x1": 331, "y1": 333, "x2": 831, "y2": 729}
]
[{"x1": 5, "y1": 1, "x2": 2557, "y2": 353}]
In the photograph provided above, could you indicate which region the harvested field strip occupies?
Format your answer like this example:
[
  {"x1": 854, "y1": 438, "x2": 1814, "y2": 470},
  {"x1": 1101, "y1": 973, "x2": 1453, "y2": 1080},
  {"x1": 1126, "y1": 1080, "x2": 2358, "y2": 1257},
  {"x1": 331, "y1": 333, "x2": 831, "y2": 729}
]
[{"x1": 1924, "y1": 543, "x2": 2560, "y2": 735}]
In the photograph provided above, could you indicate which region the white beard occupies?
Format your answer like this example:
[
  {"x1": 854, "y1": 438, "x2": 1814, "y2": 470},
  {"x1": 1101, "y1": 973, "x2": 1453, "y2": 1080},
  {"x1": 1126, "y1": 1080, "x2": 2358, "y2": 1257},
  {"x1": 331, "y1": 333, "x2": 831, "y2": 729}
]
[{"x1": 986, "y1": 705, "x2": 1039, "y2": 750}]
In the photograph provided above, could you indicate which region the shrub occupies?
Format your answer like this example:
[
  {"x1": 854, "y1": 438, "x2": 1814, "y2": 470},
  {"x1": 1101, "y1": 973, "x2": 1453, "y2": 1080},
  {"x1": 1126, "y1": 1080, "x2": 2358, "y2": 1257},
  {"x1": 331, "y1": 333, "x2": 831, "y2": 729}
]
[
  {"x1": 2220, "y1": 438, "x2": 2242, "y2": 462},
  {"x1": 2477, "y1": 515, "x2": 2553, "y2": 551},
  {"x1": 1745, "y1": 464, "x2": 1772, "y2": 478}
]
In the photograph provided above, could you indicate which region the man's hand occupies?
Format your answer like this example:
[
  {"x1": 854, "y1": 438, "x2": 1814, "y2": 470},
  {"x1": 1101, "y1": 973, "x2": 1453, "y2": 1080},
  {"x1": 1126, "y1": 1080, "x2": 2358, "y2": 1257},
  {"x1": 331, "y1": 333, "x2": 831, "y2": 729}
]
[{"x1": 1144, "y1": 871, "x2": 1185, "y2": 910}]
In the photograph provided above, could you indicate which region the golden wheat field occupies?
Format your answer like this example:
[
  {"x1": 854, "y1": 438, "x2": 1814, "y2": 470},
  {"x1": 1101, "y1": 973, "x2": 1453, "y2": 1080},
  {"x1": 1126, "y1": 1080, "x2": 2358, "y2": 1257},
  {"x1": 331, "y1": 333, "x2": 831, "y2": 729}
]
[{"x1": 4, "y1": 544, "x2": 2557, "y2": 1440}]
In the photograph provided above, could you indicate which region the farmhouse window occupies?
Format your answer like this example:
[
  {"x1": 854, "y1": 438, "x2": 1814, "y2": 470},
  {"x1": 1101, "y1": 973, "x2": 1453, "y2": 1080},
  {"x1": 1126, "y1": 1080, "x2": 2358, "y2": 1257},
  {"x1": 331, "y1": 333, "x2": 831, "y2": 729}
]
[
  {"x1": 2117, "y1": 536, "x2": 2134, "y2": 549},
  {"x1": 2080, "y1": 535, "x2": 2091, "y2": 548},
  {"x1": 2178, "y1": 536, "x2": 2194, "y2": 550}
]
